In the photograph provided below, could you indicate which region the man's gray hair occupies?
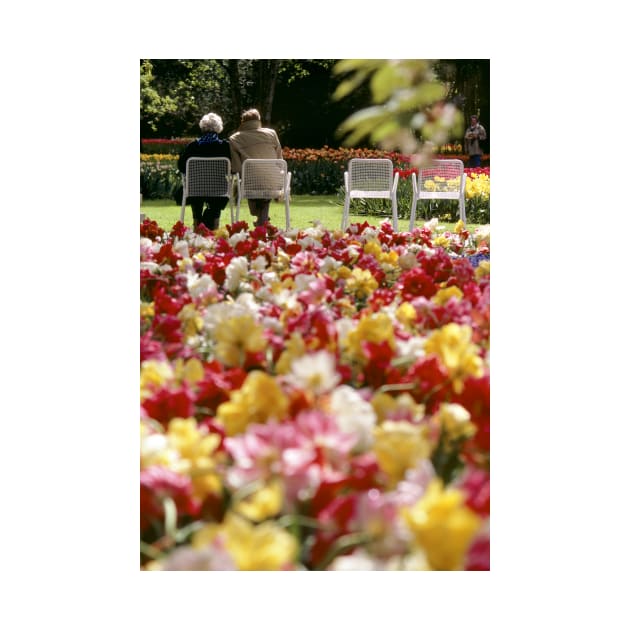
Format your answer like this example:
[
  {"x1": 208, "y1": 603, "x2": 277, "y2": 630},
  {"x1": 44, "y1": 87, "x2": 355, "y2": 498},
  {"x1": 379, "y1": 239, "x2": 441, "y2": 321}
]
[{"x1": 241, "y1": 108, "x2": 261, "y2": 122}]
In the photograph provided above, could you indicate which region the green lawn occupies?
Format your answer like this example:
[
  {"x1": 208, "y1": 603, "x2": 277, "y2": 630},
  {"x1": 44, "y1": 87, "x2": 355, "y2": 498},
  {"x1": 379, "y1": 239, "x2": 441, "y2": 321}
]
[{"x1": 140, "y1": 195, "x2": 485, "y2": 233}]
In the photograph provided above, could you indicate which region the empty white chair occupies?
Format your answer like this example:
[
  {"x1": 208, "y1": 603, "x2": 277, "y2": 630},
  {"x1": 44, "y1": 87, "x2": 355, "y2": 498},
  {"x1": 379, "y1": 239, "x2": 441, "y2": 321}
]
[
  {"x1": 179, "y1": 157, "x2": 234, "y2": 224},
  {"x1": 342, "y1": 158, "x2": 399, "y2": 231},
  {"x1": 235, "y1": 159, "x2": 292, "y2": 229},
  {"x1": 409, "y1": 159, "x2": 467, "y2": 230}
]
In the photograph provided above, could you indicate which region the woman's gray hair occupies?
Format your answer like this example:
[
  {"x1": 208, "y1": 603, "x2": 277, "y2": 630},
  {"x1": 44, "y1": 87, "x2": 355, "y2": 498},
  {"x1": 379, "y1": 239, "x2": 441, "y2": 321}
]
[{"x1": 199, "y1": 112, "x2": 223, "y2": 133}]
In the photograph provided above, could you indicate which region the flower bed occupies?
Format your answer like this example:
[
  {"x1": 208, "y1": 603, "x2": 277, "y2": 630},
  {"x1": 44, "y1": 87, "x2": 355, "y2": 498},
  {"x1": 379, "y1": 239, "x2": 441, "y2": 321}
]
[
  {"x1": 140, "y1": 155, "x2": 180, "y2": 200},
  {"x1": 140, "y1": 217, "x2": 490, "y2": 571},
  {"x1": 140, "y1": 146, "x2": 490, "y2": 223},
  {"x1": 141, "y1": 138, "x2": 193, "y2": 154}
]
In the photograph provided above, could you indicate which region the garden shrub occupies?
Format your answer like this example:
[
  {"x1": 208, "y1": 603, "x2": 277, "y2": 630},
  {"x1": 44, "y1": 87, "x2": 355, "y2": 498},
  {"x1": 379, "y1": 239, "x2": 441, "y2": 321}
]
[
  {"x1": 285, "y1": 158, "x2": 345, "y2": 195},
  {"x1": 140, "y1": 159, "x2": 180, "y2": 200},
  {"x1": 141, "y1": 138, "x2": 191, "y2": 155}
]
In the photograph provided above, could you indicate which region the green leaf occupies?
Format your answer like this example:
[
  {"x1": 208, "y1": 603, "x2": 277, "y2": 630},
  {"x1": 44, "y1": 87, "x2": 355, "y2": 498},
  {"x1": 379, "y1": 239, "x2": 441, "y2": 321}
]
[
  {"x1": 336, "y1": 105, "x2": 386, "y2": 133},
  {"x1": 332, "y1": 59, "x2": 381, "y2": 76},
  {"x1": 370, "y1": 65, "x2": 402, "y2": 104},
  {"x1": 314, "y1": 532, "x2": 374, "y2": 570},
  {"x1": 336, "y1": 107, "x2": 391, "y2": 146},
  {"x1": 162, "y1": 496, "x2": 178, "y2": 539},
  {"x1": 404, "y1": 83, "x2": 447, "y2": 108},
  {"x1": 370, "y1": 120, "x2": 401, "y2": 143},
  {"x1": 140, "y1": 541, "x2": 164, "y2": 561},
  {"x1": 332, "y1": 71, "x2": 370, "y2": 101}
]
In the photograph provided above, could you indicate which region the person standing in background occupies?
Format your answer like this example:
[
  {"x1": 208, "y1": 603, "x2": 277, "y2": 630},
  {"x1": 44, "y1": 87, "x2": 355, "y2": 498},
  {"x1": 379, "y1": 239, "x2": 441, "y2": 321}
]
[{"x1": 464, "y1": 115, "x2": 487, "y2": 168}]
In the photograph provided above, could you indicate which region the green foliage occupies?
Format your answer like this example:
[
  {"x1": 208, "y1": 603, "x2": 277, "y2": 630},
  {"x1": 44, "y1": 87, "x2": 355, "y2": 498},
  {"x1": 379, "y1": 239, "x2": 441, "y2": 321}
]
[
  {"x1": 141, "y1": 139, "x2": 191, "y2": 155},
  {"x1": 333, "y1": 60, "x2": 465, "y2": 161},
  {"x1": 140, "y1": 161, "x2": 180, "y2": 200},
  {"x1": 140, "y1": 60, "x2": 488, "y2": 151},
  {"x1": 279, "y1": 60, "x2": 336, "y2": 85},
  {"x1": 140, "y1": 60, "x2": 232, "y2": 137},
  {"x1": 140, "y1": 60, "x2": 179, "y2": 133},
  {"x1": 460, "y1": 193, "x2": 491, "y2": 224},
  {"x1": 141, "y1": 59, "x2": 341, "y2": 140},
  {"x1": 285, "y1": 158, "x2": 345, "y2": 195}
]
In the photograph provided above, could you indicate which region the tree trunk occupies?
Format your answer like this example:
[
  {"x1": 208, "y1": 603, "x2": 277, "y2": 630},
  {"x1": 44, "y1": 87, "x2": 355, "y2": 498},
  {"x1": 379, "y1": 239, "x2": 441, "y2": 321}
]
[
  {"x1": 225, "y1": 59, "x2": 242, "y2": 126},
  {"x1": 255, "y1": 60, "x2": 280, "y2": 125},
  {"x1": 263, "y1": 60, "x2": 280, "y2": 125}
]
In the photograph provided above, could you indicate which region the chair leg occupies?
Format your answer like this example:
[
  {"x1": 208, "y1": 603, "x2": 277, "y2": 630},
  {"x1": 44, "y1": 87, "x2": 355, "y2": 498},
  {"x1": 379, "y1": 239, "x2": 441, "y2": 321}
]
[
  {"x1": 180, "y1": 196, "x2": 186, "y2": 224},
  {"x1": 342, "y1": 195, "x2": 350, "y2": 231},
  {"x1": 459, "y1": 195, "x2": 466, "y2": 224},
  {"x1": 409, "y1": 197, "x2": 417, "y2": 231},
  {"x1": 285, "y1": 194, "x2": 291, "y2": 230},
  {"x1": 391, "y1": 195, "x2": 398, "y2": 232}
]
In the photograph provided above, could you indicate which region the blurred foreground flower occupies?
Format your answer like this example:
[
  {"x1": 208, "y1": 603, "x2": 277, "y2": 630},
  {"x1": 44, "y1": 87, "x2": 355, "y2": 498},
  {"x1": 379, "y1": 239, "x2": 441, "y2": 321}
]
[
  {"x1": 140, "y1": 218, "x2": 490, "y2": 570},
  {"x1": 192, "y1": 512, "x2": 299, "y2": 571},
  {"x1": 402, "y1": 479, "x2": 481, "y2": 570}
]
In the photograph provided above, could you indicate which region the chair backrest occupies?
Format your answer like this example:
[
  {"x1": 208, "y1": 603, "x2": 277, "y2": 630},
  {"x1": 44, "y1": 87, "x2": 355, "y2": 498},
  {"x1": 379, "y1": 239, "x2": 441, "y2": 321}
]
[
  {"x1": 185, "y1": 157, "x2": 231, "y2": 198},
  {"x1": 417, "y1": 159, "x2": 464, "y2": 193},
  {"x1": 348, "y1": 158, "x2": 393, "y2": 192},
  {"x1": 241, "y1": 159, "x2": 288, "y2": 199}
]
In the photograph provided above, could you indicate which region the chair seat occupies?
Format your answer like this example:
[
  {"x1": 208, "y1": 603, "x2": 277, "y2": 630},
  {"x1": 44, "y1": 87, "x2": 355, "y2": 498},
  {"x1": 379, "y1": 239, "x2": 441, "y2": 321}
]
[
  {"x1": 349, "y1": 190, "x2": 393, "y2": 199},
  {"x1": 417, "y1": 191, "x2": 461, "y2": 200}
]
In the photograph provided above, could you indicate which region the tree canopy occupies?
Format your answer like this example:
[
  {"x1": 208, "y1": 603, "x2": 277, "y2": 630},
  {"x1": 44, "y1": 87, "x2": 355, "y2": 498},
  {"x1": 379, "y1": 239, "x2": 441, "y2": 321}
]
[{"x1": 140, "y1": 59, "x2": 489, "y2": 149}]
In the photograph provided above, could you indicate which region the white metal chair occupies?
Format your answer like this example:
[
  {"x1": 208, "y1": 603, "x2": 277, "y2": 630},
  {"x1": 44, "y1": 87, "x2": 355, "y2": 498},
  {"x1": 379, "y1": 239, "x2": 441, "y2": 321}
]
[
  {"x1": 409, "y1": 159, "x2": 467, "y2": 230},
  {"x1": 342, "y1": 158, "x2": 399, "y2": 231},
  {"x1": 235, "y1": 159, "x2": 292, "y2": 229},
  {"x1": 179, "y1": 157, "x2": 234, "y2": 224}
]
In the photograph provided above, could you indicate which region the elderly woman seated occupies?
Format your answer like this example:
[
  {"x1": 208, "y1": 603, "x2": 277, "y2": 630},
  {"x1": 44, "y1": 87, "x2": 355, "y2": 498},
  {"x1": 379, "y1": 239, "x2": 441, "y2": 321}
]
[{"x1": 177, "y1": 112, "x2": 231, "y2": 230}]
